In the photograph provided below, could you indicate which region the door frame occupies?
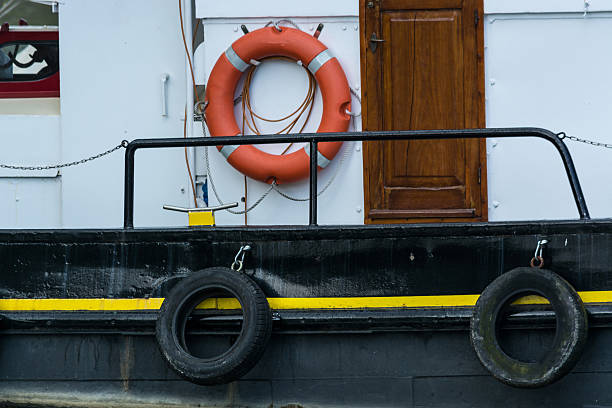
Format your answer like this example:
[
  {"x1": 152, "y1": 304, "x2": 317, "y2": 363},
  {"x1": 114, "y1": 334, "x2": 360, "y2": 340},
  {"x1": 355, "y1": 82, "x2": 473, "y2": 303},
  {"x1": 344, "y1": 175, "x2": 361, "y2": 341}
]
[{"x1": 358, "y1": 0, "x2": 488, "y2": 224}]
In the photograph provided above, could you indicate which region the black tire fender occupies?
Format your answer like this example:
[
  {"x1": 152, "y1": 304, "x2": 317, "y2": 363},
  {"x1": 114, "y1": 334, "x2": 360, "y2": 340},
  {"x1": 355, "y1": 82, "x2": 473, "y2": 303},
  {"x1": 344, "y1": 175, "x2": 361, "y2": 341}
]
[
  {"x1": 156, "y1": 267, "x2": 272, "y2": 385},
  {"x1": 470, "y1": 267, "x2": 588, "y2": 388}
]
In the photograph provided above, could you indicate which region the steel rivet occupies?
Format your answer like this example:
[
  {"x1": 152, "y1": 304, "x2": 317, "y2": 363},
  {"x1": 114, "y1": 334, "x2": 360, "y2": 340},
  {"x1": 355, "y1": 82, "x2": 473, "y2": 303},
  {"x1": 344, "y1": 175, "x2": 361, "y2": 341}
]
[
  {"x1": 342, "y1": 26, "x2": 347, "y2": 31},
  {"x1": 493, "y1": 201, "x2": 500, "y2": 208},
  {"x1": 356, "y1": 206, "x2": 362, "y2": 213},
  {"x1": 489, "y1": 78, "x2": 496, "y2": 86}
]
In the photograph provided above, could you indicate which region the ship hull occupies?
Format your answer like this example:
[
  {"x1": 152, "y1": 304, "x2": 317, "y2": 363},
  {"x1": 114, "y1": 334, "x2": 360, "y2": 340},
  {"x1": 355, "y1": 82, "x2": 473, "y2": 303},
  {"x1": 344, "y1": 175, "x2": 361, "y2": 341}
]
[{"x1": 0, "y1": 219, "x2": 611, "y2": 406}]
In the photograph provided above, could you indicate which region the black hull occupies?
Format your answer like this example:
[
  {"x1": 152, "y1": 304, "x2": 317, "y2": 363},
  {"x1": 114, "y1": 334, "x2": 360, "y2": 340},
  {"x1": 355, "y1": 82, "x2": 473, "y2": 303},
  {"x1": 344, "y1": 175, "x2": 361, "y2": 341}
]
[
  {"x1": 0, "y1": 219, "x2": 611, "y2": 406},
  {"x1": 2, "y1": 219, "x2": 612, "y2": 299},
  {"x1": 2, "y1": 330, "x2": 612, "y2": 407}
]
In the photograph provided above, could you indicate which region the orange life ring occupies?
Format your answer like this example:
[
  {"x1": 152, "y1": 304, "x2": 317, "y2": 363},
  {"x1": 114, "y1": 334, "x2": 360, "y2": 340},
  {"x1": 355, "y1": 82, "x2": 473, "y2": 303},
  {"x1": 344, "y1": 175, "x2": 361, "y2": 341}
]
[{"x1": 205, "y1": 26, "x2": 351, "y2": 184}]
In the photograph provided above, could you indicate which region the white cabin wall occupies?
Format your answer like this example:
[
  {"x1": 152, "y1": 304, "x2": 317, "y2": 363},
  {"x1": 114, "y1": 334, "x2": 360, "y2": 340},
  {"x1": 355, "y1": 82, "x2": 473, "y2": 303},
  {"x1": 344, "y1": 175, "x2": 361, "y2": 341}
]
[
  {"x1": 484, "y1": 2, "x2": 612, "y2": 221},
  {"x1": 0, "y1": 177, "x2": 61, "y2": 228},
  {"x1": 195, "y1": 1, "x2": 364, "y2": 225},
  {"x1": 58, "y1": 0, "x2": 194, "y2": 228},
  {"x1": 0, "y1": 115, "x2": 61, "y2": 227},
  {"x1": 2, "y1": 0, "x2": 611, "y2": 228}
]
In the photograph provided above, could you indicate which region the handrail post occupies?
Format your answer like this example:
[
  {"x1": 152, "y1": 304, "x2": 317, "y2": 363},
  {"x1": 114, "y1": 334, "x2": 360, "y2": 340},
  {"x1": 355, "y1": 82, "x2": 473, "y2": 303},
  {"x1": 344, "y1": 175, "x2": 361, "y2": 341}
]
[
  {"x1": 545, "y1": 132, "x2": 590, "y2": 220},
  {"x1": 309, "y1": 140, "x2": 318, "y2": 225},
  {"x1": 123, "y1": 144, "x2": 136, "y2": 229}
]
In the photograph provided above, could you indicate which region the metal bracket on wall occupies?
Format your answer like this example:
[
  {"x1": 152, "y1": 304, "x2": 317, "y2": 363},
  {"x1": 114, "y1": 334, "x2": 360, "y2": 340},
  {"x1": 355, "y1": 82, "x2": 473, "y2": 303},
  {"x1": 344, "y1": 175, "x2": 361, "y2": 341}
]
[{"x1": 160, "y1": 73, "x2": 169, "y2": 116}]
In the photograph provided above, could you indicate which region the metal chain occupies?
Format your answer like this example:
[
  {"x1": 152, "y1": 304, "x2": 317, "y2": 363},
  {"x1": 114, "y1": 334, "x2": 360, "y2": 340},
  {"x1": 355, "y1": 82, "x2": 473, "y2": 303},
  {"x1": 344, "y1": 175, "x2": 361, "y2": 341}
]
[
  {"x1": 557, "y1": 132, "x2": 612, "y2": 149},
  {"x1": 0, "y1": 141, "x2": 129, "y2": 171}
]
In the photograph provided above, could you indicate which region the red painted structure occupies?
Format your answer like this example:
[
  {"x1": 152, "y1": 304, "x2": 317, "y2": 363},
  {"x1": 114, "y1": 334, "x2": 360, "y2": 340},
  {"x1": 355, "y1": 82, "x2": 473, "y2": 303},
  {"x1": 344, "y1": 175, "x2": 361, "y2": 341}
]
[{"x1": 0, "y1": 28, "x2": 59, "y2": 98}]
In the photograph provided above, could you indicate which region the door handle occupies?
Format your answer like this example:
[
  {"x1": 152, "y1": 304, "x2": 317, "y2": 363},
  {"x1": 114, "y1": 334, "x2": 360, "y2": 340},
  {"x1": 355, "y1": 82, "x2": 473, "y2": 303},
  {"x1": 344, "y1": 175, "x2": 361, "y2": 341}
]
[
  {"x1": 160, "y1": 73, "x2": 169, "y2": 117},
  {"x1": 369, "y1": 32, "x2": 385, "y2": 53}
]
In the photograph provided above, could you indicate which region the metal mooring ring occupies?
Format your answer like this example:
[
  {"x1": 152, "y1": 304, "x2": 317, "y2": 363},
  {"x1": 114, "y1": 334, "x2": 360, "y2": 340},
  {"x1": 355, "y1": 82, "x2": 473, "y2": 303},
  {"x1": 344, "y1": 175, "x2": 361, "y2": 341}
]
[
  {"x1": 530, "y1": 256, "x2": 544, "y2": 269},
  {"x1": 231, "y1": 260, "x2": 243, "y2": 272}
]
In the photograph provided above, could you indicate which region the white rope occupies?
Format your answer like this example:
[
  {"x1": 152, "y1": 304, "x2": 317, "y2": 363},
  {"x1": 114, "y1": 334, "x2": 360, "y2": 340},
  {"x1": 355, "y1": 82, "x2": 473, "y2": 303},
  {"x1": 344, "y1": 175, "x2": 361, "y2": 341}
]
[
  {"x1": 199, "y1": 86, "x2": 362, "y2": 209},
  {"x1": 272, "y1": 87, "x2": 362, "y2": 201},
  {"x1": 204, "y1": 144, "x2": 274, "y2": 215},
  {"x1": 271, "y1": 141, "x2": 353, "y2": 201},
  {"x1": 264, "y1": 19, "x2": 301, "y2": 31},
  {"x1": 201, "y1": 120, "x2": 273, "y2": 215},
  {"x1": 345, "y1": 87, "x2": 362, "y2": 117}
]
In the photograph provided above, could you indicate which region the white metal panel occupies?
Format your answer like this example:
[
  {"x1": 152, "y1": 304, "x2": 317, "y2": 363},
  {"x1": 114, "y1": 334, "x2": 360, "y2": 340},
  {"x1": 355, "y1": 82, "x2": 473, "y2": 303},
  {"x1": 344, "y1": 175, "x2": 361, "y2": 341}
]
[
  {"x1": 485, "y1": 13, "x2": 612, "y2": 221},
  {"x1": 58, "y1": 0, "x2": 193, "y2": 228},
  {"x1": 199, "y1": 18, "x2": 364, "y2": 225},
  {"x1": 485, "y1": 0, "x2": 612, "y2": 14},
  {"x1": 196, "y1": 0, "x2": 358, "y2": 19},
  {"x1": 0, "y1": 177, "x2": 61, "y2": 228},
  {"x1": 193, "y1": 43, "x2": 206, "y2": 86},
  {"x1": 0, "y1": 115, "x2": 60, "y2": 178},
  {"x1": 0, "y1": 98, "x2": 60, "y2": 115}
]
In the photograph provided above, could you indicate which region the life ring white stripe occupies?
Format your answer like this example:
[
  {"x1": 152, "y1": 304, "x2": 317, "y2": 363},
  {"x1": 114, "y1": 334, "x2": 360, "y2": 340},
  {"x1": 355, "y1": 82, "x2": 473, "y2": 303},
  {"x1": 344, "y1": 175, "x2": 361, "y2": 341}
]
[
  {"x1": 220, "y1": 145, "x2": 239, "y2": 159},
  {"x1": 307, "y1": 49, "x2": 333, "y2": 75},
  {"x1": 225, "y1": 46, "x2": 250, "y2": 72},
  {"x1": 303, "y1": 146, "x2": 331, "y2": 168}
]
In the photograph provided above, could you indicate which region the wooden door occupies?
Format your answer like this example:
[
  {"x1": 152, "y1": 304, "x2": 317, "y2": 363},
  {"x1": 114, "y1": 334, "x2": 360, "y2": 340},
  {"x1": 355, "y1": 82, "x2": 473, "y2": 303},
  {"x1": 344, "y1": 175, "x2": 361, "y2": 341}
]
[{"x1": 360, "y1": 0, "x2": 486, "y2": 223}]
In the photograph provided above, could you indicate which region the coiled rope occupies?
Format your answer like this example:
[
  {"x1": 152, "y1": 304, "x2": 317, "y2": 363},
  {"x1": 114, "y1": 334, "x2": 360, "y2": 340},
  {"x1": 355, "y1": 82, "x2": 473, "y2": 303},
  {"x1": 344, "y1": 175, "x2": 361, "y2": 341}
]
[{"x1": 200, "y1": 22, "x2": 362, "y2": 216}]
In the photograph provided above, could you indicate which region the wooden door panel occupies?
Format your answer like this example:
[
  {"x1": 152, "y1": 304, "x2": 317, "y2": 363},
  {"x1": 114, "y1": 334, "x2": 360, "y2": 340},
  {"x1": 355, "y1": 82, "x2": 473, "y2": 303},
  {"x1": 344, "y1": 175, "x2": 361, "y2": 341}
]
[
  {"x1": 386, "y1": 140, "x2": 465, "y2": 185},
  {"x1": 382, "y1": 0, "x2": 463, "y2": 9},
  {"x1": 361, "y1": 0, "x2": 486, "y2": 223},
  {"x1": 383, "y1": 10, "x2": 464, "y2": 131}
]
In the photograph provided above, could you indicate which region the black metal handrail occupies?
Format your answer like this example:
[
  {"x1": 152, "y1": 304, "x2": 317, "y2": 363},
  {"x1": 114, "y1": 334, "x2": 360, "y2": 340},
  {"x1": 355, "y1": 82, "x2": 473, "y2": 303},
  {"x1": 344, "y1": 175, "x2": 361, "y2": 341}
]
[{"x1": 123, "y1": 127, "x2": 590, "y2": 228}]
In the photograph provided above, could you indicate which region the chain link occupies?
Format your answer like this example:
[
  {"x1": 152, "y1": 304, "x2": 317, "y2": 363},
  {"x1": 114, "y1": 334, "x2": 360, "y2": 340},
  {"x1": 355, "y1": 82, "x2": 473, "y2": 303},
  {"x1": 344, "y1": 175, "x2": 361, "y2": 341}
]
[
  {"x1": 0, "y1": 141, "x2": 129, "y2": 171},
  {"x1": 557, "y1": 132, "x2": 612, "y2": 149}
]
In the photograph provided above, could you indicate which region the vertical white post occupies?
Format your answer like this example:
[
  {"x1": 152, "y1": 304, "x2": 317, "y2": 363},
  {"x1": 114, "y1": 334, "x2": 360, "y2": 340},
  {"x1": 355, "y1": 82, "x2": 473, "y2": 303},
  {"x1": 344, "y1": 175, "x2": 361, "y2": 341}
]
[{"x1": 183, "y1": 0, "x2": 196, "y2": 206}]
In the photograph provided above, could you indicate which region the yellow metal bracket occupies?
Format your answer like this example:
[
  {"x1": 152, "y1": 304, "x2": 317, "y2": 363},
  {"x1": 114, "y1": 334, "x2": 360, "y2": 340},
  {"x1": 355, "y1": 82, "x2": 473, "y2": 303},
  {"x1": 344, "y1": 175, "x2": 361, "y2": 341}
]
[
  {"x1": 188, "y1": 211, "x2": 215, "y2": 226},
  {"x1": 162, "y1": 202, "x2": 238, "y2": 227}
]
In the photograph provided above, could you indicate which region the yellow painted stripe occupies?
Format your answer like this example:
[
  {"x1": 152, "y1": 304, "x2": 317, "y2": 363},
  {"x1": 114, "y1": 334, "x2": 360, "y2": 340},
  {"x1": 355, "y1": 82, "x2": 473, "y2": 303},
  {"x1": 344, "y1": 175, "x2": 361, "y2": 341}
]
[
  {"x1": 266, "y1": 295, "x2": 482, "y2": 309},
  {"x1": 0, "y1": 291, "x2": 610, "y2": 312},
  {"x1": 0, "y1": 298, "x2": 165, "y2": 311}
]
